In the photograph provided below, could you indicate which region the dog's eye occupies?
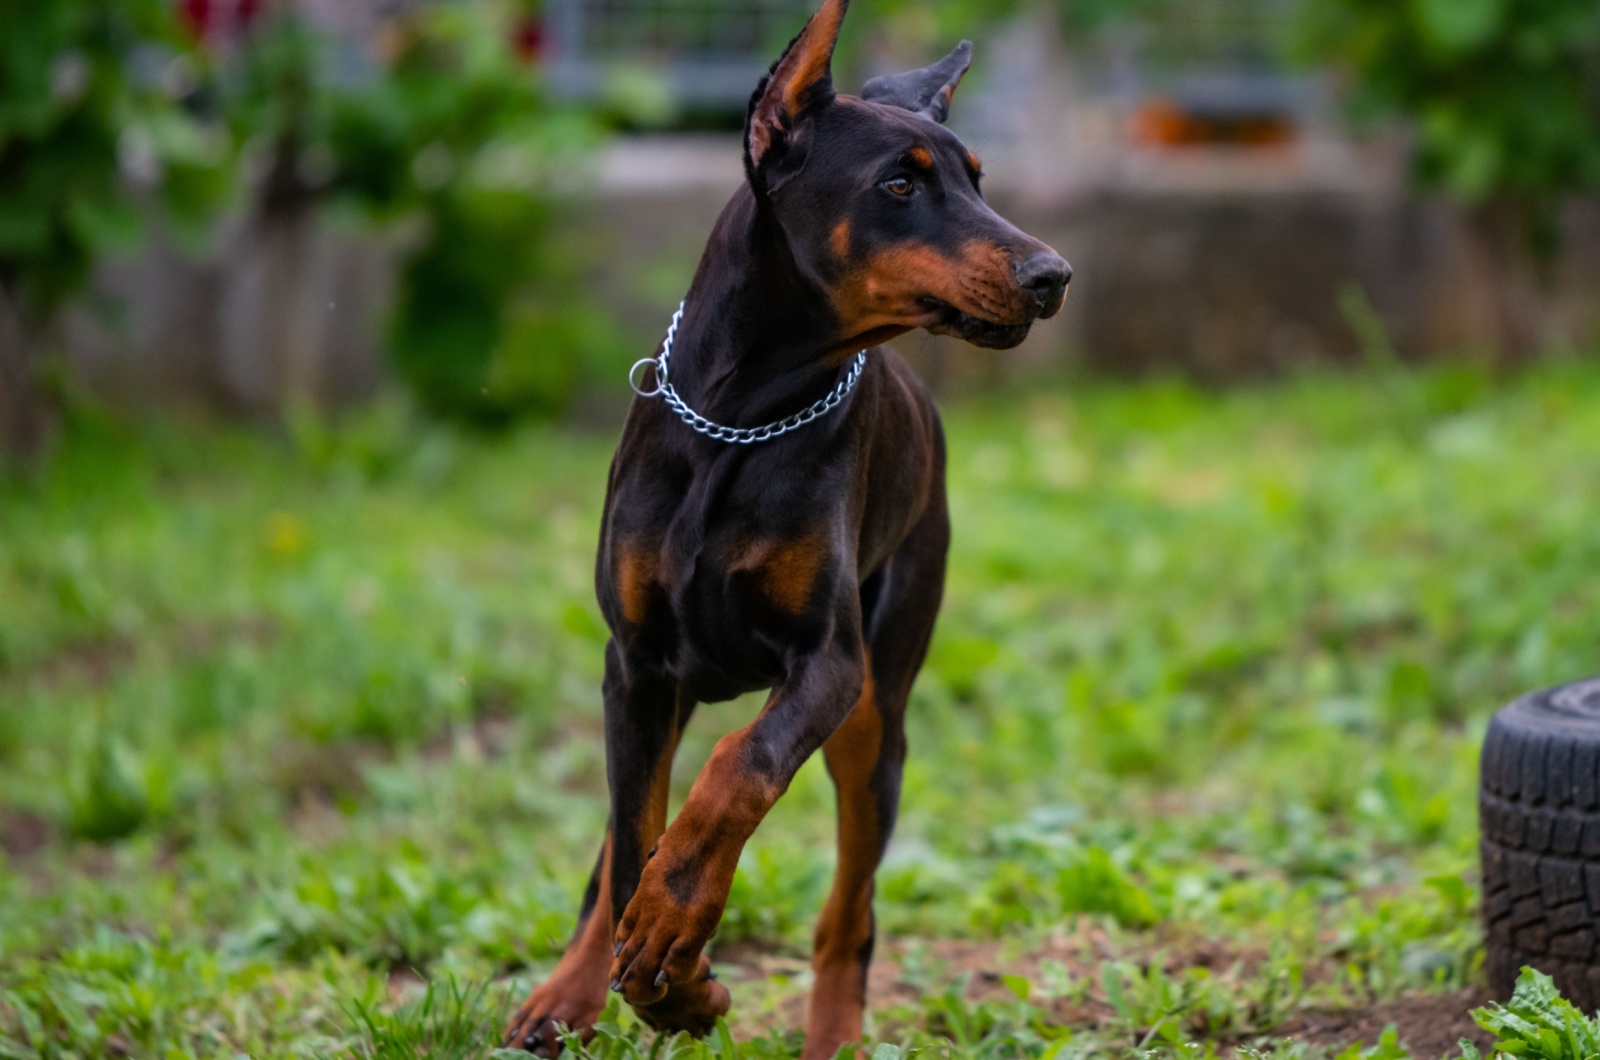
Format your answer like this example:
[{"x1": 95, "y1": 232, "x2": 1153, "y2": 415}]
[{"x1": 882, "y1": 177, "x2": 915, "y2": 198}]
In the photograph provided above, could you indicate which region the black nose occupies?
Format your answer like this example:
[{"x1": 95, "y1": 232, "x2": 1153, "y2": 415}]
[{"x1": 1015, "y1": 253, "x2": 1071, "y2": 315}]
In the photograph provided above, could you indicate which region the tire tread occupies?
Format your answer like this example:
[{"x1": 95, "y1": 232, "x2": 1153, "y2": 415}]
[{"x1": 1480, "y1": 682, "x2": 1600, "y2": 1012}]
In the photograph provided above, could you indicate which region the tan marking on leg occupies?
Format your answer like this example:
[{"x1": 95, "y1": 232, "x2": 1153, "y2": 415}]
[
  {"x1": 615, "y1": 544, "x2": 659, "y2": 626},
  {"x1": 505, "y1": 834, "x2": 616, "y2": 1052},
  {"x1": 805, "y1": 663, "x2": 883, "y2": 1060},
  {"x1": 641, "y1": 733, "x2": 677, "y2": 854},
  {"x1": 611, "y1": 660, "x2": 868, "y2": 1024},
  {"x1": 611, "y1": 723, "x2": 782, "y2": 1012},
  {"x1": 574, "y1": 838, "x2": 616, "y2": 961}
]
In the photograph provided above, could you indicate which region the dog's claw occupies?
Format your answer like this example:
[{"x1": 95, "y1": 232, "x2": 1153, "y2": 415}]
[
  {"x1": 526, "y1": 1033, "x2": 544, "y2": 1049},
  {"x1": 610, "y1": 978, "x2": 623, "y2": 993},
  {"x1": 654, "y1": 970, "x2": 669, "y2": 989},
  {"x1": 706, "y1": 969, "x2": 717, "y2": 981},
  {"x1": 614, "y1": 941, "x2": 624, "y2": 957}
]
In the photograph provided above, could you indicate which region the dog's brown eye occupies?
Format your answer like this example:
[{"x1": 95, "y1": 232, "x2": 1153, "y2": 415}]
[{"x1": 883, "y1": 177, "x2": 915, "y2": 197}]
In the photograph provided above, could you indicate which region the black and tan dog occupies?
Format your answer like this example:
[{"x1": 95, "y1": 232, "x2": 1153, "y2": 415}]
[{"x1": 505, "y1": 0, "x2": 1069, "y2": 1055}]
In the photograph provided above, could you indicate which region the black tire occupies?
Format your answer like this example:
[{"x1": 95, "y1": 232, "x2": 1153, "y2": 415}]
[{"x1": 1480, "y1": 677, "x2": 1600, "y2": 1013}]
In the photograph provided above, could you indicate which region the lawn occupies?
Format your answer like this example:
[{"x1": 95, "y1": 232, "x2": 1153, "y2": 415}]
[{"x1": 2, "y1": 359, "x2": 1599, "y2": 1059}]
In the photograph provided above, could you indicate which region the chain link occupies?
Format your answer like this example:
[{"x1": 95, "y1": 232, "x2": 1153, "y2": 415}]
[{"x1": 628, "y1": 302, "x2": 868, "y2": 445}]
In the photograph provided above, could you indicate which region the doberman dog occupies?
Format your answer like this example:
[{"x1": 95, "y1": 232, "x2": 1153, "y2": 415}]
[{"x1": 505, "y1": 0, "x2": 1069, "y2": 1055}]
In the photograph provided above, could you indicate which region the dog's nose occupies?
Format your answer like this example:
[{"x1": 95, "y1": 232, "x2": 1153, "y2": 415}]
[{"x1": 1016, "y1": 253, "x2": 1071, "y2": 317}]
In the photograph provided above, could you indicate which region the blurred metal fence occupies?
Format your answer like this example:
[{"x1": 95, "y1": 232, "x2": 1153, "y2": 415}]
[
  {"x1": 1089, "y1": 0, "x2": 1317, "y2": 146},
  {"x1": 1129, "y1": 0, "x2": 1297, "y2": 69},
  {"x1": 543, "y1": 0, "x2": 813, "y2": 109}
]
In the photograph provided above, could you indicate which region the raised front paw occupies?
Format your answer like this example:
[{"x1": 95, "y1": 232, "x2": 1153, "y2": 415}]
[
  {"x1": 503, "y1": 975, "x2": 609, "y2": 1056},
  {"x1": 632, "y1": 955, "x2": 731, "y2": 1037},
  {"x1": 609, "y1": 860, "x2": 726, "y2": 1009}
]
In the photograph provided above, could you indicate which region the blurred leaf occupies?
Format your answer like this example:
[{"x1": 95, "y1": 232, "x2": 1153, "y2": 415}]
[
  {"x1": 0, "y1": 0, "x2": 231, "y2": 324},
  {"x1": 1303, "y1": 0, "x2": 1600, "y2": 236},
  {"x1": 1056, "y1": 847, "x2": 1158, "y2": 928},
  {"x1": 1413, "y1": 0, "x2": 1503, "y2": 54},
  {"x1": 66, "y1": 732, "x2": 151, "y2": 842}
]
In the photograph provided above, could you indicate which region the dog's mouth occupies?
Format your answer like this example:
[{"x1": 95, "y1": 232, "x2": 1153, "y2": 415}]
[{"x1": 920, "y1": 299, "x2": 1035, "y2": 350}]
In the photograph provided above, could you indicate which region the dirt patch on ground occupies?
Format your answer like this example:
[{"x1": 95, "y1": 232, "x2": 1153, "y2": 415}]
[
  {"x1": 1279, "y1": 990, "x2": 1492, "y2": 1060},
  {"x1": 717, "y1": 927, "x2": 1267, "y2": 1040},
  {"x1": 4, "y1": 615, "x2": 277, "y2": 693},
  {"x1": 0, "y1": 808, "x2": 55, "y2": 860},
  {"x1": 714, "y1": 931, "x2": 1490, "y2": 1056},
  {"x1": 6, "y1": 634, "x2": 138, "y2": 690}
]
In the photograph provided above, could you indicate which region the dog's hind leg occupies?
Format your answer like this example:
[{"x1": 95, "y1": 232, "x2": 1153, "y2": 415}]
[
  {"x1": 804, "y1": 493, "x2": 949, "y2": 1060},
  {"x1": 505, "y1": 644, "x2": 693, "y2": 1055},
  {"x1": 504, "y1": 833, "x2": 617, "y2": 1054}
]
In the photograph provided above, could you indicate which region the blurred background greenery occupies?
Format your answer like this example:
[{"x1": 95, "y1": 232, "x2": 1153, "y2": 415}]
[
  {"x1": 3, "y1": 0, "x2": 1597, "y2": 451},
  {"x1": 2, "y1": 0, "x2": 1600, "y2": 1057}
]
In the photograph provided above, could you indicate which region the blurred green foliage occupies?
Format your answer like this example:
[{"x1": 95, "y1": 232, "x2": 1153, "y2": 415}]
[
  {"x1": 0, "y1": 1, "x2": 231, "y2": 320},
  {"x1": 851, "y1": 0, "x2": 1171, "y2": 47},
  {"x1": 65, "y1": 729, "x2": 162, "y2": 842},
  {"x1": 0, "y1": 1, "x2": 620, "y2": 435},
  {"x1": 7, "y1": 0, "x2": 1598, "y2": 440},
  {"x1": 223, "y1": 6, "x2": 616, "y2": 426},
  {"x1": 4, "y1": 360, "x2": 1599, "y2": 1053},
  {"x1": 1301, "y1": 0, "x2": 1600, "y2": 239}
]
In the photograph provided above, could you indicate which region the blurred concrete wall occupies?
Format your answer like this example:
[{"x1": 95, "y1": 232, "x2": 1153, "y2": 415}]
[
  {"x1": 60, "y1": 134, "x2": 1600, "y2": 416},
  {"x1": 63, "y1": 212, "x2": 397, "y2": 415},
  {"x1": 1065, "y1": 192, "x2": 1600, "y2": 378},
  {"x1": 580, "y1": 136, "x2": 1600, "y2": 392}
]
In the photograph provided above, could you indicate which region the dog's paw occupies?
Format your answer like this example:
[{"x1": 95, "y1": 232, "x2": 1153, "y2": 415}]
[
  {"x1": 631, "y1": 955, "x2": 731, "y2": 1037},
  {"x1": 502, "y1": 976, "x2": 608, "y2": 1056},
  {"x1": 609, "y1": 861, "x2": 724, "y2": 1008}
]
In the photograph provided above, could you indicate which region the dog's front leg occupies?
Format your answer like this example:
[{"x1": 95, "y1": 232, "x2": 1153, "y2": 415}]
[
  {"x1": 609, "y1": 648, "x2": 866, "y2": 1022},
  {"x1": 506, "y1": 641, "x2": 689, "y2": 1054}
]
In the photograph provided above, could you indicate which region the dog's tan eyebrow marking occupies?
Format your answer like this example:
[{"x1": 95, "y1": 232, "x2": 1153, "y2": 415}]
[
  {"x1": 831, "y1": 219, "x2": 851, "y2": 259},
  {"x1": 966, "y1": 150, "x2": 983, "y2": 176},
  {"x1": 905, "y1": 147, "x2": 934, "y2": 170}
]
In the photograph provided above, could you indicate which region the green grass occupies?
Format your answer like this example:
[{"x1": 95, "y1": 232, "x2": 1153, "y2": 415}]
[{"x1": 3, "y1": 358, "x2": 1599, "y2": 1058}]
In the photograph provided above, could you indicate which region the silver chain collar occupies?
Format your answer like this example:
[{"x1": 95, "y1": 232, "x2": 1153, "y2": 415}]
[{"x1": 628, "y1": 302, "x2": 868, "y2": 445}]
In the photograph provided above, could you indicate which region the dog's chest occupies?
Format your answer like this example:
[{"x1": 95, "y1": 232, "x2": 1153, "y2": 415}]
[{"x1": 604, "y1": 461, "x2": 845, "y2": 696}]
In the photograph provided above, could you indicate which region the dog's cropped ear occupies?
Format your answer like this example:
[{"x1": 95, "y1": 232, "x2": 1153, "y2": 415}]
[
  {"x1": 860, "y1": 40, "x2": 972, "y2": 124},
  {"x1": 745, "y1": 0, "x2": 848, "y2": 192}
]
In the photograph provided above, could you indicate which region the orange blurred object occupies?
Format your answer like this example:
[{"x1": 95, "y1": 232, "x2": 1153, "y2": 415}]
[{"x1": 1130, "y1": 97, "x2": 1297, "y2": 148}]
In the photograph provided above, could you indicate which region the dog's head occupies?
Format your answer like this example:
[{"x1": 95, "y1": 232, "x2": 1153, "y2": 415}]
[{"x1": 744, "y1": 0, "x2": 1070, "y2": 355}]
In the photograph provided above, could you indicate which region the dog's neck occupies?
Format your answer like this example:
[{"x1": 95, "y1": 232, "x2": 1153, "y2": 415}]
[{"x1": 663, "y1": 187, "x2": 850, "y2": 430}]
